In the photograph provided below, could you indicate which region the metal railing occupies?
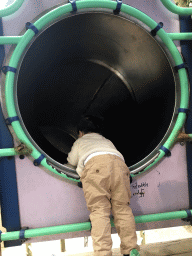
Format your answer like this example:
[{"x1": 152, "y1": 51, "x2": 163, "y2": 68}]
[{"x1": 0, "y1": 209, "x2": 191, "y2": 242}]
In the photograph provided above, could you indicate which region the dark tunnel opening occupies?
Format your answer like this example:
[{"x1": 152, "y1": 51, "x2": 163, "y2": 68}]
[{"x1": 16, "y1": 12, "x2": 176, "y2": 169}]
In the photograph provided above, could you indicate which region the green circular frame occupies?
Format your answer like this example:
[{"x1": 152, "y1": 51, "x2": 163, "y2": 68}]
[{"x1": 4, "y1": 0, "x2": 189, "y2": 182}]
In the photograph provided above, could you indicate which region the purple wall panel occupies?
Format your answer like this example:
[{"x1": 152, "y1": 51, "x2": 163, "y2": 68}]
[{"x1": 1, "y1": 0, "x2": 189, "y2": 242}]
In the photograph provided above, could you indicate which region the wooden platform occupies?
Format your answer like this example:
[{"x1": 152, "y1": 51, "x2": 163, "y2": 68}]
[{"x1": 68, "y1": 237, "x2": 192, "y2": 256}]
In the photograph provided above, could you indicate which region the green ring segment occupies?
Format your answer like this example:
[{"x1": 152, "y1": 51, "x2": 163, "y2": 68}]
[
  {"x1": 2, "y1": 0, "x2": 189, "y2": 181},
  {"x1": 1, "y1": 0, "x2": 192, "y2": 18},
  {"x1": 0, "y1": 0, "x2": 25, "y2": 17}
]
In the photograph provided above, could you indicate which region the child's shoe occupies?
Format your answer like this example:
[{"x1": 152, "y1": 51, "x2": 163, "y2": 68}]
[
  {"x1": 123, "y1": 248, "x2": 140, "y2": 256},
  {"x1": 130, "y1": 249, "x2": 140, "y2": 256}
]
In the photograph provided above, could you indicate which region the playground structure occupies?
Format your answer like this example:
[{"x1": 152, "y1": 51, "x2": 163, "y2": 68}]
[{"x1": 0, "y1": 0, "x2": 192, "y2": 250}]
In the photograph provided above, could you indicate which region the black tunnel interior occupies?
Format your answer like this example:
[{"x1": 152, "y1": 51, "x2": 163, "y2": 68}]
[{"x1": 16, "y1": 12, "x2": 176, "y2": 169}]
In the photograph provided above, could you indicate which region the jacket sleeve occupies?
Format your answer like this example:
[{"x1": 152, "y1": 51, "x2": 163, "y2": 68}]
[{"x1": 67, "y1": 139, "x2": 79, "y2": 167}]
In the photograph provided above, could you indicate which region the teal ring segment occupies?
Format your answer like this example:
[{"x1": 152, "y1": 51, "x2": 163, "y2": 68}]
[{"x1": 4, "y1": 0, "x2": 189, "y2": 180}]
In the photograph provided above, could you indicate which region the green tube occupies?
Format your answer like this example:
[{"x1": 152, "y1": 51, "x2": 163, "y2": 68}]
[
  {"x1": 0, "y1": 209, "x2": 191, "y2": 242},
  {"x1": 137, "y1": 150, "x2": 165, "y2": 175},
  {"x1": 41, "y1": 158, "x2": 80, "y2": 182},
  {"x1": 0, "y1": 0, "x2": 25, "y2": 17},
  {"x1": 1, "y1": 222, "x2": 91, "y2": 242},
  {"x1": 169, "y1": 33, "x2": 192, "y2": 41},
  {"x1": 0, "y1": 36, "x2": 22, "y2": 45},
  {"x1": 161, "y1": 0, "x2": 192, "y2": 15},
  {"x1": 0, "y1": 148, "x2": 17, "y2": 157},
  {"x1": 135, "y1": 210, "x2": 191, "y2": 224}
]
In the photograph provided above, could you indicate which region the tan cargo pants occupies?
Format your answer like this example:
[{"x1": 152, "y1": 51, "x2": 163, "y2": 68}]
[{"x1": 81, "y1": 154, "x2": 139, "y2": 256}]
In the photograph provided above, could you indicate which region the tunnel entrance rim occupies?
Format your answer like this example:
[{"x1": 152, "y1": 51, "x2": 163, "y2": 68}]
[{"x1": 3, "y1": 0, "x2": 189, "y2": 181}]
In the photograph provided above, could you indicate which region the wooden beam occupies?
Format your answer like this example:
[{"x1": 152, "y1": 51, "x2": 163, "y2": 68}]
[
  {"x1": 71, "y1": 238, "x2": 192, "y2": 256},
  {"x1": 140, "y1": 237, "x2": 192, "y2": 256},
  {"x1": 60, "y1": 239, "x2": 66, "y2": 253},
  {"x1": 140, "y1": 231, "x2": 146, "y2": 245},
  {"x1": 84, "y1": 237, "x2": 88, "y2": 247},
  {"x1": 26, "y1": 243, "x2": 33, "y2": 256}
]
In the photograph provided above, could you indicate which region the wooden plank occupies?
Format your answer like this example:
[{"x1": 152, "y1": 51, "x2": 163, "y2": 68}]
[
  {"x1": 178, "y1": 254, "x2": 192, "y2": 256},
  {"x1": 67, "y1": 238, "x2": 192, "y2": 255},
  {"x1": 26, "y1": 243, "x2": 33, "y2": 256},
  {"x1": 140, "y1": 238, "x2": 192, "y2": 255},
  {"x1": 140, "y1": 231, "x2": 146, "y2": 245},
  {"x1": 61, "y1": 239, "x2": 66, "y2": 252}
]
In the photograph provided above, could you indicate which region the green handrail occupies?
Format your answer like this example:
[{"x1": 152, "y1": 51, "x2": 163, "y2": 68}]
[
  {"x1": 0, "y1": 209, "x2": 191, "y2": 242},
  {"x1": 161, "y1": 0, "x2": 192, "y2": 15},
  {"x1": 0, "y1": 0, "x2": 25, "y2": 17},
  {"x1": 0, "y1": 148, "x2": 17, "y2": 157},
  {"x1": 0, "y1": 36, "x2": 22, "y2": 45},
  {"x1": 168, "y1": 32, "x2": 192, "y2": 41}
]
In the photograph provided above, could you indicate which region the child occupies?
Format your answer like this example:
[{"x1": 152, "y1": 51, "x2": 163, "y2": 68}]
[{"x1": 67, "y1": 116, "x2": 140, "y2": 256}]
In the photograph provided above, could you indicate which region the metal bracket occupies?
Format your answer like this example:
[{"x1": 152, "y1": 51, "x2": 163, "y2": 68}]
[
  {"x1": 34, "y1": 154, "x2": 45, "y2": 166},
  {"x1": 177, "y1": 132, "x2": 192, "y2": 145},
  {"x1": 69, "y1": 0, "x2": 77, "y2": 13},
  {"x1": 160, "y1": 145, "x2": 171, "y2": 157},
  {"x1": 1, "y1": 66, "x2": 17, "y2": 74},
  {"x1": 26, "y1": 22, "x2": 39, "y2": 35},
  {"x1": 151, "y1": 22, "x2": 163, "y2": 36},
  {"x1": 14, "y1": 143, "x2": 32, "y2": 156},
  {"x1": 175, "y1": 62, "x2": 188, "y2": 72},
  {"x1": 178, "y1": 108, "x2": 190, "y2": 114},
  {"x1": 113, "y1": 0, "x2": 122, "y2": 15},
  {"x1": 181, "y1": 210, "x2": 192, "y2": 224},
  {"x1": 19, "y1": 227, "x2": 29, "y2": 243},
  {"x1": 5, "y1": 116, "x2": 19, "y2": 125}
]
